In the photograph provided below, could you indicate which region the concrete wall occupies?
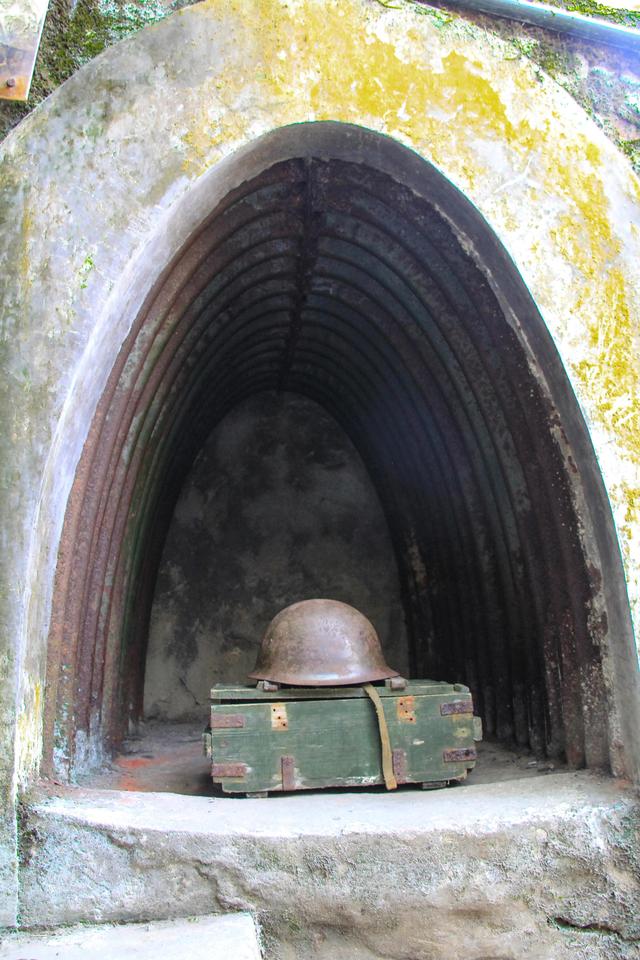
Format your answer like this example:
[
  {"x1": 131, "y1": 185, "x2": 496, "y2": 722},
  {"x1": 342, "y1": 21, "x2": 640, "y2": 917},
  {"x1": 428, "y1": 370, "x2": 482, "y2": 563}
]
[
  {"x1": 144, "y1": 393, "x2": 408, "y2": 719},
  {"x1": 2, "y1": 2, "x2": 640, "y2": 178},
  {"x1": 1, "y1": 0, "x2": 640, "y2": 926}
]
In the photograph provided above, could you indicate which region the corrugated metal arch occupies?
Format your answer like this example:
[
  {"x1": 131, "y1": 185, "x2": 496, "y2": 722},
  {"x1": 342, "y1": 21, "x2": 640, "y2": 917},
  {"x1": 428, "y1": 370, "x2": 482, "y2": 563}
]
[{"x1": 44, "y1": 123, "x2": 638, "y2": 781}]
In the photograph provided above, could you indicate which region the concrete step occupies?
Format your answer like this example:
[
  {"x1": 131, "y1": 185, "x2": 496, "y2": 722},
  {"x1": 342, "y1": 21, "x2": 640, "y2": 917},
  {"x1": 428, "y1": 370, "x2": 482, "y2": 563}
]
[
  {"x1": 0, "y1": 913, "x2": 262, "y2": 959},
  {"x1": 16, "y1": 773, "x2": 640, "y2": 959}
]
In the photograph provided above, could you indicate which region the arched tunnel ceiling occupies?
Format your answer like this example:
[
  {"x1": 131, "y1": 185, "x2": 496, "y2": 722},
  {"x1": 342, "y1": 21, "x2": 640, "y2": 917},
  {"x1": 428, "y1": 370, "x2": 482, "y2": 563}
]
[{"x1": 48, "y1": 155, "x2": 610, "y2": 777}]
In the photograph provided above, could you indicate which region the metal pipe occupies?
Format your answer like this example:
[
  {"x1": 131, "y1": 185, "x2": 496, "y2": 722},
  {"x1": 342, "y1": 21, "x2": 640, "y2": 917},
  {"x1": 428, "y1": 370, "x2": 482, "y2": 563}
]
[{"x1": 431, "y1": 0, "x2": 640, "y2": 51}]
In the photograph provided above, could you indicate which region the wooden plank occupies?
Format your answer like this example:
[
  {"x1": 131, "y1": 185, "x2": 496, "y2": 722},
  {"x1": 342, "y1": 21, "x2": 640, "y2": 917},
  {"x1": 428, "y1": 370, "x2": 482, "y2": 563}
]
[
  {"x1": 210, "y1": 680, "x2": 467, "y2": 701},
  {"x1": 209, "y1": 688, "x2": 477, "y2": 794}
]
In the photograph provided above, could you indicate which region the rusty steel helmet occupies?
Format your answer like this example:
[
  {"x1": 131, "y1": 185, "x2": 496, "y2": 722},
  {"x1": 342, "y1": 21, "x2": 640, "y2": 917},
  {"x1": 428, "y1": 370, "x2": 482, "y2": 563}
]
[{"x1": 248, "y1": 598, "x2": 399, "y2": 686}]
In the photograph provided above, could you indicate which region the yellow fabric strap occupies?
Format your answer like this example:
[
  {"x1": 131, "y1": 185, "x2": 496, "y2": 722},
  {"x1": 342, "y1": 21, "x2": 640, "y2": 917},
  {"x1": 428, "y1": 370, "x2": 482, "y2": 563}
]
[{"x1": 363, "y1": 683, "x2": 398, "y2": 791}]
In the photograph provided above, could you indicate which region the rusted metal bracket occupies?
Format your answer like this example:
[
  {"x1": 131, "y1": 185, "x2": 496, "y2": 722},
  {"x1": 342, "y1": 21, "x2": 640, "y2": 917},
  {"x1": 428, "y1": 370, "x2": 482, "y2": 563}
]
[
  {"x1": 281, "y1": 755, "x2": 296, "y2": 791},
  {"x1": 392, "y1": 747, "x2": 408, "y2": 784},
  {"x1": 0, "y1": 0, "x2": 50, "y2": 101},
  {"x1": 211, "y1": 713, "x2": 245, "y2": 728},
  {"x1": 212, "y1": 762, "x2": 248, "y2": 778},
  {"x1": 440, "y1": 700, "x2": 473, "y2": 716},
  {"x1": 443, "y1": 747, "x2": 477, "y2": 763}
]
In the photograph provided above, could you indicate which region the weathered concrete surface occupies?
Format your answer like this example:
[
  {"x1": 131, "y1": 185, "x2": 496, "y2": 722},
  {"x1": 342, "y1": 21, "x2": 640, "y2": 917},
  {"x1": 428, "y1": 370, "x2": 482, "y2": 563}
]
[
  {"x1": 0, "y1": 0, "x2": 638, "y2": 798},
  {"x1": 0, "y1": 0, "x2": 186, "y2": 141},
  {"x1": 0, "y1": 912, "x2": 262, "y2": 959},
  {"x1": 0, "y1": 817, "x2": 16, "y2": 928},
  {"x1": 1, "y1": 0, "x2": 639, "y2": 926},
  {"x1": 144, "y1": 393, "x2": 408, "y2": 720},
  {"x1": 3, "y1": 0, "x2": 640, "y2": 178},
  {"x1": 19, "y1": 774, "x2": 640, "y2": 958}
]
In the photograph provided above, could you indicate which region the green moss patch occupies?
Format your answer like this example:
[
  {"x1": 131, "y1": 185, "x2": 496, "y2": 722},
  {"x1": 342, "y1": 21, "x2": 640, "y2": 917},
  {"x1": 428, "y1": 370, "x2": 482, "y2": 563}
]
[{"x1": 546, "y1": 0, "x2": 640, "y2": 28}]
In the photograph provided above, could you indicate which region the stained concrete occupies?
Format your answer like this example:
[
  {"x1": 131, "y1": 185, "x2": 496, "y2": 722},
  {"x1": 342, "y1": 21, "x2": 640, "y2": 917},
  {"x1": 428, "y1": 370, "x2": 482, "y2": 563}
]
[
  {"x1": 0, "y1": 913, "x2": 262, "y2": 959},
  {"x1": 4, "y1": 1, "x2": 640, "y2": 182},
  {"x1": 1, "y1": 0, "x2": 638, "y2": 807},
  {"x1": 19, "y1": 774, "x2": 640, "y2": 958},
  {"x1": 1, "y1": 0, "x2": 640, "y2": 930},
  {"x1": 80, "y1": 721, "x2": 215, "y2": 795},
  {"x1": 144, "y1": 393, "x2": 408, "y2": 720}
]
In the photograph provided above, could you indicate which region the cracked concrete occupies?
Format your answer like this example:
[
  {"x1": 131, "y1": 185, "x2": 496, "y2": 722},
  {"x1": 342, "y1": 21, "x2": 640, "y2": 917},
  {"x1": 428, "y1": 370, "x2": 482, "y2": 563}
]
[{"x1": 18, "y1": 772, "x2": 640, "y2": 959}]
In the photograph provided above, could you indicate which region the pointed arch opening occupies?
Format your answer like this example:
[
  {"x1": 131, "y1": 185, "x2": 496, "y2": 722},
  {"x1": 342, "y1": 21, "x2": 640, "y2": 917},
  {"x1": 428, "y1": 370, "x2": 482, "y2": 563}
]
[{"x1": 44, "y1": 123, "x2": 638, "y2": 782}]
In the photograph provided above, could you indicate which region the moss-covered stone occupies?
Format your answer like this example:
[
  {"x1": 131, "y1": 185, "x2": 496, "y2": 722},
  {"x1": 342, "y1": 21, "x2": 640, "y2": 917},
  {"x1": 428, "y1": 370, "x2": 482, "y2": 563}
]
[
  {"x1": 0, "y1": 0, "x2": 196, "y2": 140},
  {"x1": 621, "y1": 137, "x2": 640, "y2": 163},
  {"x1": 545, "y1": 0, "x2": 640, "y2": 28}
]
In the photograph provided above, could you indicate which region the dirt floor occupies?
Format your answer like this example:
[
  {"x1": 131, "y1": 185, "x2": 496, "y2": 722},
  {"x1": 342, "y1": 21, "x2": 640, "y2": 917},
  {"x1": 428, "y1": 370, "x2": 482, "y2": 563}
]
[{"x1": 79, "y1": 720, "x2": 566, "y2": 796}]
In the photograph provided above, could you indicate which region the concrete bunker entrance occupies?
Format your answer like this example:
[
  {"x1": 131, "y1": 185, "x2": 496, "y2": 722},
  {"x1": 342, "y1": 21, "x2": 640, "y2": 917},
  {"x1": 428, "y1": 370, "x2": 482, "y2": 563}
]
[{"x1": 44, "y1": 123, "x2": 636, "y2": 789}]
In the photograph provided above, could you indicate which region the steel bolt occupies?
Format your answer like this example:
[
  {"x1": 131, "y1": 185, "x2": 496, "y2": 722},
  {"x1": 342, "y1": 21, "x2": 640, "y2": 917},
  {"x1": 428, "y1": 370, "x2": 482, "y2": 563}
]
[{"x1": 6, "y1": 77, "x2": 16, "y2": 88}]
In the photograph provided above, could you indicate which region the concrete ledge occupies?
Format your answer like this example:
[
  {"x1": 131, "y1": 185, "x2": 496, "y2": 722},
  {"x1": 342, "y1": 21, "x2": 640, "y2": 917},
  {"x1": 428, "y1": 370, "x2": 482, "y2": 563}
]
[
  {"x1": 19, "y1": 774, "x2": 640, "y2": 959},
  {"x1": 24, "y1": 769, "x2": 629, "y2": 836},
  {"x1": 0, "y1": 913, "x2": 262, "y2": 959}
]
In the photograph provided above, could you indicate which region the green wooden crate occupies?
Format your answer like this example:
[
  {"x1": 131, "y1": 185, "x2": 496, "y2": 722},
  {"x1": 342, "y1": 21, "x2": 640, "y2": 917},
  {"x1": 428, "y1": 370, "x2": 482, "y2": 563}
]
[{"x1": 204, "y1": 680, "x2": 482, "y2": 795}]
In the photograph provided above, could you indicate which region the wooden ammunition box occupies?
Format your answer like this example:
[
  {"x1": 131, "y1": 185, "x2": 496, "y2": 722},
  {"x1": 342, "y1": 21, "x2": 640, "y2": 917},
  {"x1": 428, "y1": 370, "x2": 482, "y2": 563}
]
[{"x1": 204, "y1": 680, "x2": 481, "y2": 796}]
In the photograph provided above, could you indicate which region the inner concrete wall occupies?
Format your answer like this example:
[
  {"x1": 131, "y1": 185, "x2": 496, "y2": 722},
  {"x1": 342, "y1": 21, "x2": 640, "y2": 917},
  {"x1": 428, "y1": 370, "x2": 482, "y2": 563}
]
[{"x1": 144, "y1": 393, "x2": 409, "y2": 719}]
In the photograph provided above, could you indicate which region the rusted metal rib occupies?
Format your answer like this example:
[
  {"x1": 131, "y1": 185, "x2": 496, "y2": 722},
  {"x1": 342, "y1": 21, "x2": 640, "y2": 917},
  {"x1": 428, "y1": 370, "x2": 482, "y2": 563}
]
[{"x1": 45, "y1": 155, "x2": 605, "y2": 779}]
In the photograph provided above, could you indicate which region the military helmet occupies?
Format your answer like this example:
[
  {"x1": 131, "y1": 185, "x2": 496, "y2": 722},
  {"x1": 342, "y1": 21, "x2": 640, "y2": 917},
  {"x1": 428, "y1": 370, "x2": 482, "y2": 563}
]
[{"x1": 248, "y1": 598, "x2": 399, "y2": 686}]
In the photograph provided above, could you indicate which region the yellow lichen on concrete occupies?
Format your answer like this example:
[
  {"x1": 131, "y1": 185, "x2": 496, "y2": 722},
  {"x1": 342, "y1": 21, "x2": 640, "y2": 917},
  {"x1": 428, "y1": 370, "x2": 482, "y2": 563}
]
[
  {"x1": 614, "y1": 481, "x2": 640, "y2": 575},
  {"x1": 551, "y1": 142, "x2": 639, "y2": 458},
  {"x1": 573, "y1": 269, "x2": 639, "y2": 457},
  {"x1": 547, "y1": 136, "x2": 640, "y2": 612},
  {"x1": 15, "y1": 681, "x2": 42, "y2": 781},
  {"x1": 182, "y1": 0, "x2": 543, "y2": 188},
  {"x1": 19, "y1": 194, "x2": 35, "y2": 293},
  {"x1": 176, "y1": 0, "x2": 640, "y2": 629}
]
